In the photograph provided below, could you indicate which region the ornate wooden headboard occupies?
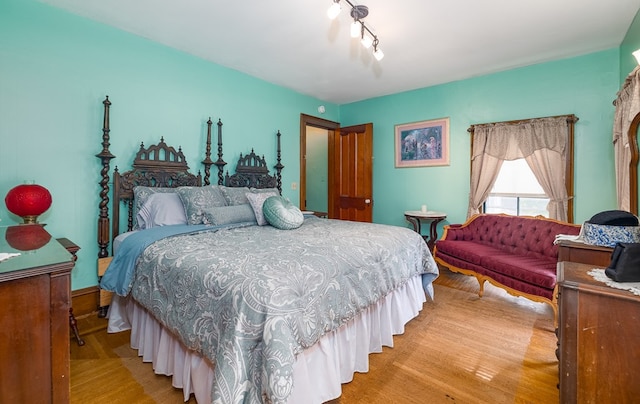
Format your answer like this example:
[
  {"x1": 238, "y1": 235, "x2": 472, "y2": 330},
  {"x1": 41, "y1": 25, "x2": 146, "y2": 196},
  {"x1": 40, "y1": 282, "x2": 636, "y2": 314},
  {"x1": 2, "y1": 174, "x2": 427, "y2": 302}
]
[
  {"x1": 111, "y1": 138, "x2": 202, "y2": 240},
  {"x1": 225, "y1": 150, "x2": 279, "y2": 189}
]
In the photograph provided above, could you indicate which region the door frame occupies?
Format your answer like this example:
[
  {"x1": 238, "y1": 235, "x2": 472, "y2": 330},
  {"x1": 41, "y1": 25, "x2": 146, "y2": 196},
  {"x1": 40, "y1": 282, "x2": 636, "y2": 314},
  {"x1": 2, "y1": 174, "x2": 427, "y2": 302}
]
[{"x1": 300, "y1": 114, "x2": 339, "y2": 214}]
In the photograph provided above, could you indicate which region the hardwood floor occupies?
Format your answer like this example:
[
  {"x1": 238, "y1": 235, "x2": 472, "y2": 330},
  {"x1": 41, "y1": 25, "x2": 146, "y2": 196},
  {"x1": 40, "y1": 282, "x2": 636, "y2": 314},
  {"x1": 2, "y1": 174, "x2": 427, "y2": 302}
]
[{"x1": 70, "y1": 269, "x2": 559, "y2": 403}]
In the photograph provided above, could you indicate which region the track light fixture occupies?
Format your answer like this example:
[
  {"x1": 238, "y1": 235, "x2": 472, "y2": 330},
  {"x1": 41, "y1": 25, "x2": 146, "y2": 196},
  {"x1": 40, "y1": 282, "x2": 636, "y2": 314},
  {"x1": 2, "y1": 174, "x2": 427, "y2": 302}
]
[{"x1": 327, "y1": 0, "x2": 383, "y2": 61}]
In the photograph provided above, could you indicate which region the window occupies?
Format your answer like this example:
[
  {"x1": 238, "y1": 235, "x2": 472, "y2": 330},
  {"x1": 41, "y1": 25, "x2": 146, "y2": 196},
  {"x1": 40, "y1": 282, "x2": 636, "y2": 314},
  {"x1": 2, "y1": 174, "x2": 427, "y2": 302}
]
[
  {"x1": 468, "y1": 115, "x2": 576, "y2": 222},
  {"x1": 484, "y1": 159, "x2": 549, "y2": 217}
]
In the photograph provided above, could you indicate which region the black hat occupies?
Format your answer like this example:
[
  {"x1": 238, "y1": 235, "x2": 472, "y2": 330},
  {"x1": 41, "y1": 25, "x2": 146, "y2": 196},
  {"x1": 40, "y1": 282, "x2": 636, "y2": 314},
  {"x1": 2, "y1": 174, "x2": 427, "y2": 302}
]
[{"x1": 588, "y1": 210, "x2": 639, "y2": 227}]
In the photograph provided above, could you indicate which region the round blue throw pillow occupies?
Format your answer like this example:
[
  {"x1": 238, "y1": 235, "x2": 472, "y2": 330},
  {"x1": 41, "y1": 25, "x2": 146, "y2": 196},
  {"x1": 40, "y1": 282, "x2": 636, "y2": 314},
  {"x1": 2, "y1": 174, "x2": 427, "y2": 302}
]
[{"x1": 262, "y1": 196, "x2": 304, "y2": 230}]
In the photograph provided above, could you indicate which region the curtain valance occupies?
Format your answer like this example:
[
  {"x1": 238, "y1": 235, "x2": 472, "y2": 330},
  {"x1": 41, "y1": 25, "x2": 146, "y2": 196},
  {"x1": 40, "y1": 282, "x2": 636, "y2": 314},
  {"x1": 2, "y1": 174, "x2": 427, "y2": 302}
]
[{"x1": 470, "y1": 116, "x2": 574, "y2": 160}]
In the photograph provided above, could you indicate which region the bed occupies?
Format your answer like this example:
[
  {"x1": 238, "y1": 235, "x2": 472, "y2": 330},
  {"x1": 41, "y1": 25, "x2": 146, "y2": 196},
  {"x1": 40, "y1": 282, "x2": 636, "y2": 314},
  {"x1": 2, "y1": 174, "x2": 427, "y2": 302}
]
[{"x1": 95, "y1": 96, "x2": 439, "y2": 404}]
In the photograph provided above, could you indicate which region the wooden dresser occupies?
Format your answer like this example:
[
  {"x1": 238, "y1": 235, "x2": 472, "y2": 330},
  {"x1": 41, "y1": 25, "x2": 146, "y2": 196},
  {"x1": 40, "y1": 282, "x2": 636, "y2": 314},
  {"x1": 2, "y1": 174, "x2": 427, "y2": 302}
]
[
  {"x1": 557, "y1": 261, "x2": 640, "y2": 403},
  {"x1": 0, "y1": 225, "x2": 74, "y2": 403}
]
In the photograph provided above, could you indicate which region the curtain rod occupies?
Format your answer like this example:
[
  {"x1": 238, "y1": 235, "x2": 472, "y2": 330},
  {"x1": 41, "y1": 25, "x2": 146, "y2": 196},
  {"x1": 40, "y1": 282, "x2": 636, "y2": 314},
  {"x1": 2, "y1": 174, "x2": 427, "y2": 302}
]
[{"x1": 467, "y1": 114, "x2": 578, "y2": 134}]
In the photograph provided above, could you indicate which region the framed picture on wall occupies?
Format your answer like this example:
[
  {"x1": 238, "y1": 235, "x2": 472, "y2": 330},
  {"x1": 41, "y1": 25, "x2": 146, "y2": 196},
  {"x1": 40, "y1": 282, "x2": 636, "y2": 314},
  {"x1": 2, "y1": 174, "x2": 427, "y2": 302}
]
[{"x1": 395, "y1": 117, "x2": 450, "y2": 167}]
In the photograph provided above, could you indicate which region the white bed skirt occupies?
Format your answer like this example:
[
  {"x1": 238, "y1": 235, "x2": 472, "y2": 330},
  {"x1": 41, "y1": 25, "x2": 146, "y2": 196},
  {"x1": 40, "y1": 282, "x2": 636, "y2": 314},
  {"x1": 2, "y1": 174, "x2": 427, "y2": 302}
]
[{"x1": 107, "y1": 275, "x2": 427, "y2": 403}]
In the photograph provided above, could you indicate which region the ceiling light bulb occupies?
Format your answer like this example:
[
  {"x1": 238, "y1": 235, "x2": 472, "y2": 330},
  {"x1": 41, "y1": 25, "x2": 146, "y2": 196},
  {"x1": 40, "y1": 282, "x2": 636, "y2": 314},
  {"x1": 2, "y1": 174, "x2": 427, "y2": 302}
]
[
  {"x1": 350, "y1": 21, "x2": 360, "y2": 38},
  {"x1": 327, "y1": 2, "x2": 341, "y2": 19},
  {"x1": 373, "y1": 47, "x2": 384, "y2": 61},
  {"x1": 634, "y1": 49, "x2": 640, "y2": 65},
  {"x1": 361, "y1": 35, "x2": 373, "y2": 49}
]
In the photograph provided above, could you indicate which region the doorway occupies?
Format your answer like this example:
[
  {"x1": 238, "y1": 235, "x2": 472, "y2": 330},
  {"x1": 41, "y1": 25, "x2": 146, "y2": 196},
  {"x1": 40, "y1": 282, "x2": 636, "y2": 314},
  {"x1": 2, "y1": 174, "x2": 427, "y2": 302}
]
[
  {"x1": 305, "y1": 126, "x2": 329, "y2": 215},
  {"x1": 300, "y1": 114, "x2": 339, "y2": 217},
  {"x1": 300, "y1": 114, "x2": 374, "y2": 222}
]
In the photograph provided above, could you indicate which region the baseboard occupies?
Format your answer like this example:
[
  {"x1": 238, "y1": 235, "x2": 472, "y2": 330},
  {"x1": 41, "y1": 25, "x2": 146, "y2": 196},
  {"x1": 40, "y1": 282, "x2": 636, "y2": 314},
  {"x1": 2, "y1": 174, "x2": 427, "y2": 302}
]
[{"x1": 71, "y1": 286, "x2": 100, "y2": 318}]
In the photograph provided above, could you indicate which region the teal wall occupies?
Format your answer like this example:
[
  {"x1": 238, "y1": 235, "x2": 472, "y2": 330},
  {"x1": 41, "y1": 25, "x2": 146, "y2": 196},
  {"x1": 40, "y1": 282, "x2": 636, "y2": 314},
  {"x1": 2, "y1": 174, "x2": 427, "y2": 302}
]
[
  {"x1": 1, "y1": 0, "x2": 636, "y2": 292},
  {"x1": 341, "y1": 50, "x2": 621, "y2": 230},
  {"x1": 0, "y1": 0, "x2": 338, "y2": 290}
]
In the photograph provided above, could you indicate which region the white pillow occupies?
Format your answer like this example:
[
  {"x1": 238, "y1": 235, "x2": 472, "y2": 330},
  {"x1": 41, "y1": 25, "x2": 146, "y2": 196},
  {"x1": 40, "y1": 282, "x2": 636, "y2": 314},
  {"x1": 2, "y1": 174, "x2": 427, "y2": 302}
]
[
  {"x1": 132, "y1": 186, "x2": 177, "y2": 229},
  {"x1": 246, "y1": 191, "x2": 278, "y2": 225},
  {"x1": 136, "y1": 192, "x2": 187, "y2": 229}
]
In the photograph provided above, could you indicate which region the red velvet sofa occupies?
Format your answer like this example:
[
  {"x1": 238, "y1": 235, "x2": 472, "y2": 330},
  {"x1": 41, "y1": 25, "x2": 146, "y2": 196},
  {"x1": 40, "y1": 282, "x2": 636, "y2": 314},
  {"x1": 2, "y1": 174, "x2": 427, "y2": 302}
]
[{"x1": 433, "y1": 214, "x2": 581, "y2": 323}]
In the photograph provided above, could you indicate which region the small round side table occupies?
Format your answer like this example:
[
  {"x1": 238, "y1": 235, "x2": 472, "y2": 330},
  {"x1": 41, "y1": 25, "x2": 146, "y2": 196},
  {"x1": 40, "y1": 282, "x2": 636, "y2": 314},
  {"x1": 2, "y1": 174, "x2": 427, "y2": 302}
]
[{"x1": 404, "y1": 211, "x2": 447, "y2": 251}]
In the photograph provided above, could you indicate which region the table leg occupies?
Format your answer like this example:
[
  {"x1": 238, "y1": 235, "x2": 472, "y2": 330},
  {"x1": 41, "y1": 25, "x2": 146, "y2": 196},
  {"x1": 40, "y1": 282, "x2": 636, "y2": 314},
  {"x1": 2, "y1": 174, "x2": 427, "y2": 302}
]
[
  {"x1": 56, "y1": 238, "x2": 84, "y2": 346},
  {"x1": 405, "y1": 215, "x2": 422, "y2": 234},
  {"x1": 69, "y1": 308, "x2": 85, "y2": 346},
  {"x1": 427, "y1": 218, "x2": 444, "y2": 251},
  {"x1": 405, "y1": 215, "x2": 430, "y2": 247}
]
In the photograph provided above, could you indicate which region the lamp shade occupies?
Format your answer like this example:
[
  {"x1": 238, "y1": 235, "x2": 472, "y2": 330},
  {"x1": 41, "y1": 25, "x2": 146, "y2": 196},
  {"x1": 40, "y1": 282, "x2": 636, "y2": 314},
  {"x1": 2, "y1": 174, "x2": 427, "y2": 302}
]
[
  {"x1": 350, "y1": 21, "x2": 360, "y2": 38},
  {"x1": 361, "y1": 35, "x2": 373, "y2": 49},
  {"x1": 5, "y1": 183, "x2": 52, "y2": 224},
  {"x1": 327, "y1": 2, "x2": 341, "y2": 19}
]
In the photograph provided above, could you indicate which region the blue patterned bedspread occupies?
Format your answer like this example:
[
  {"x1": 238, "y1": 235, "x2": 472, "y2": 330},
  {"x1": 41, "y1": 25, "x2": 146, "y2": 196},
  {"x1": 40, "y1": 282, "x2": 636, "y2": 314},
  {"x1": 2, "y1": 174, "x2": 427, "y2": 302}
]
[{"x1": 103, "y1": 217, "x2": 438, "y2": 403}]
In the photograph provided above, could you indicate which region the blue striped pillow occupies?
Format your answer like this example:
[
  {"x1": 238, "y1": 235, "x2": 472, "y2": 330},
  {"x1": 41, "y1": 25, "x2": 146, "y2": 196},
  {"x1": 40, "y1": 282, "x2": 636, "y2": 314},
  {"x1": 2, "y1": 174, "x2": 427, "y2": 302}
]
[{"x1": 262, "y1": 196, "x2": 304, "y2": 230}]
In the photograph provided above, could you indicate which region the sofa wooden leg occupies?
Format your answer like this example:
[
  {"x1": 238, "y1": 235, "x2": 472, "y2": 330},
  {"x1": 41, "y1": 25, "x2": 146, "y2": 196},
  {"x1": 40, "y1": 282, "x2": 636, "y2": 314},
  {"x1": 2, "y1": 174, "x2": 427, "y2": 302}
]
[{"x1": 477, "y1": 277, "x2": 485, "y2": 297}]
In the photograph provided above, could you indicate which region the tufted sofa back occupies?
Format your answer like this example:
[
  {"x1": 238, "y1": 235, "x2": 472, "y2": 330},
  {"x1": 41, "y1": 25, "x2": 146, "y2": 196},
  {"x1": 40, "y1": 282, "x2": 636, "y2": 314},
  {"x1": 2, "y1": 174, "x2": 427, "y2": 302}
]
[{"x1": 444, "y1": 214, "x2": 581, "y2": 260}]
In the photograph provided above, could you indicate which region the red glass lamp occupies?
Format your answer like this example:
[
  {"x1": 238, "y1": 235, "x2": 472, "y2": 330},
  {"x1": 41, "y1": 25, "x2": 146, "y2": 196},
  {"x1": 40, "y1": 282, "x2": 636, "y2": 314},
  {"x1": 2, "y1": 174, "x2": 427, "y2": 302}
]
[{"x1": 4, "y1": 183, "x2": 52, "y2": 224}]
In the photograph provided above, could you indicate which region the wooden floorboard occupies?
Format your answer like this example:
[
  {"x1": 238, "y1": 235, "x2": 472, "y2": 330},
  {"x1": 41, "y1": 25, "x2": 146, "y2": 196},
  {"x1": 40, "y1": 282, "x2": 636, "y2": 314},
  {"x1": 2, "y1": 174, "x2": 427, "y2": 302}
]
[{"x1": 70, "y1": 269, "x2": 559, "y2": 403}]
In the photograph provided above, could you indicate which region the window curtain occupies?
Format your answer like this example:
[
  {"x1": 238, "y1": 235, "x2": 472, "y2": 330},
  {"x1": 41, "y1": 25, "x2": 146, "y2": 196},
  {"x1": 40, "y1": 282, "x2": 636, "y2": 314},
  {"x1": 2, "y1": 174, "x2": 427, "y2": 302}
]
[
  {"x1": 469, "y1": 116, "x2": 574, "y2": 221},
  {"x1": 613, "y1": 66, "x2": 640, "y2": 212}
]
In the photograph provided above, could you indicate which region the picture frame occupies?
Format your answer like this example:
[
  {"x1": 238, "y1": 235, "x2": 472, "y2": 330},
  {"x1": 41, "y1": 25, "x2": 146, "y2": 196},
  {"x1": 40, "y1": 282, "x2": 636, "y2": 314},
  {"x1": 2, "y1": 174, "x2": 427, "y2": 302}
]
[{"x1": 395, "y1": 117, "x2": 450, "y2": 167}]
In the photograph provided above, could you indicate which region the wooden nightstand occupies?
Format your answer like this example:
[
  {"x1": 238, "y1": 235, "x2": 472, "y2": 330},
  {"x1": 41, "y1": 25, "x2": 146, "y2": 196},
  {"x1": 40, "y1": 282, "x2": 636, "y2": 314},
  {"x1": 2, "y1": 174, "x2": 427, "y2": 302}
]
[{"x1": 56, "y1": 237, "x2": 85, "y2": 346}]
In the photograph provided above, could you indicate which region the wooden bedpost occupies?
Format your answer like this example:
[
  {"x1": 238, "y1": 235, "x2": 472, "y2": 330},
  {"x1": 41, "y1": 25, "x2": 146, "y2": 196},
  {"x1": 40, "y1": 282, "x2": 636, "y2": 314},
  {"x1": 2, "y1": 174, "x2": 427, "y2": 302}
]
[
  {"x1": 202, "y1": 118, "x2": 214, "y2": 185},
  {"x1": 213, "y1": 118, "x2": 226, "y2": 185},
  {"x1": 96, "y1": 96, "x2": 115, "y2": 258},
  {"x1": 274, "y1": 130, "x2": 284, "y2": 194},
  {"x1": 96, "y1": 96, "x2": 115, "y2": 318}
]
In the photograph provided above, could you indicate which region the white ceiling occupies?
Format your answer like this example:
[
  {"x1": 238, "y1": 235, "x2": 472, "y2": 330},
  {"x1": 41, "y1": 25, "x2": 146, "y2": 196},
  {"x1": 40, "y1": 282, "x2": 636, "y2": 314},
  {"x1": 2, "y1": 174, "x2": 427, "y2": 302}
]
[{"x1": 41, "y1": 0, "x2": 640, "y2": 104}]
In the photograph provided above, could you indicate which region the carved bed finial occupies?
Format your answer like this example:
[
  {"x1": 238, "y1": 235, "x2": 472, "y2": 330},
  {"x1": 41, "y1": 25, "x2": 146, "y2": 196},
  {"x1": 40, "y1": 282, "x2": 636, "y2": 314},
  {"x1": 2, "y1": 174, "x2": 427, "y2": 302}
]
[
  {"x1": 275, "y1": 130, "x2": 284, "y2": 194},
  {"x1": 202, "y1": 118, "x2": 214, "y2": 185},
  {"x1": 213, "y1": 118, "x2": 226, "y2": 185}
]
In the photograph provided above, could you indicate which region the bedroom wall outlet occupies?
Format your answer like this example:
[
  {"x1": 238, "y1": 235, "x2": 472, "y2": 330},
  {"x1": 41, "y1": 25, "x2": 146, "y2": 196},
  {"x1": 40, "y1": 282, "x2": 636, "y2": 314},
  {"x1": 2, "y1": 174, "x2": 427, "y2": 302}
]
[{"x1": 291, "y1": 182, "x2": 297, "y2": 190}]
